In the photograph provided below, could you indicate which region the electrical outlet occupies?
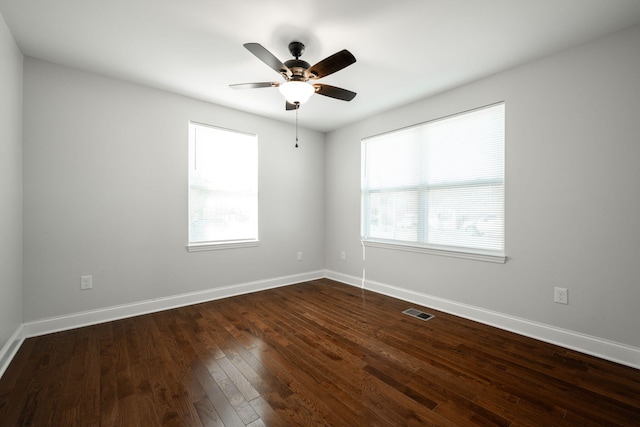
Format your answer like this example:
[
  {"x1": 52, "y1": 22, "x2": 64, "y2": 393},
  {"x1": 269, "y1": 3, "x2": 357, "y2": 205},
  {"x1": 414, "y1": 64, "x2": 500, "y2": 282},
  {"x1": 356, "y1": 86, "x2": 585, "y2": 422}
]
[
  {"x1": 341, "y1": 251, "x2": 346, "y2": 260},
  {"x1": 80, "y1": 275, "x2": 93, "y2": 290},
  {"x1": 554, "y1": 287, "x2": 568, "y2": 304},
  {"x1": 297, "y1": 251, "x2": 303, "y2": 261}
]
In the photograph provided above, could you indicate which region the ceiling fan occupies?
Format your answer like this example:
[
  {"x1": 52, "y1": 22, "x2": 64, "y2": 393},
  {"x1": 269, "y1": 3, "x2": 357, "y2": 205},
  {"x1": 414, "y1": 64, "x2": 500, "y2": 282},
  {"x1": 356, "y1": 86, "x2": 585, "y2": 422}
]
[{"x1": 230, "y1": 41, "x2": 357, "y2": 110}]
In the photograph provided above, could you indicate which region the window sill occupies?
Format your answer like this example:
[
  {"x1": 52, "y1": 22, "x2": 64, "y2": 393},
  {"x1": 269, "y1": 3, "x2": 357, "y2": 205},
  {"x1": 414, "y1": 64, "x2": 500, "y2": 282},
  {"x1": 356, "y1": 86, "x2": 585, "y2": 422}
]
[
  {"x1": 187, "y1": 240, "x2": 259, "y2": 252},
  {"x1": 362, "y1": 239, "x2": 506, "y2": 264}
]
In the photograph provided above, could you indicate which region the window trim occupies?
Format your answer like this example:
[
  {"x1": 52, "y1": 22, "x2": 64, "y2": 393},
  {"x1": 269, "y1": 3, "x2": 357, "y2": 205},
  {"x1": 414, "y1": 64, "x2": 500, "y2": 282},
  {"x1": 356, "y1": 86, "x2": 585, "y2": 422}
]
[
  {"x1": 187, "y1": 121, "x2": 259, "y2": 251},
  {"x1": 361, "y1": 102, "x2": 506, "y2": 263},
  {"x1": 362, "y1": 240, "x2": 506, "y2": 263},
  {"x1": 186, "y1": 239, "x2": 259, "y2": 252}
]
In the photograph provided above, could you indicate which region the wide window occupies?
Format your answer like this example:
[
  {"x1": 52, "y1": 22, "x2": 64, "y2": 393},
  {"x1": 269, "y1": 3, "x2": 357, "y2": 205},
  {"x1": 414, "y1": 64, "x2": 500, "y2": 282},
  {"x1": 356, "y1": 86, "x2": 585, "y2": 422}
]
[
  {"x1": 188, "y1": 122, "x2": 258, "y2": 250},
  {"x1": 361, "y1": 103, "x2": 505, "y2": 262}
]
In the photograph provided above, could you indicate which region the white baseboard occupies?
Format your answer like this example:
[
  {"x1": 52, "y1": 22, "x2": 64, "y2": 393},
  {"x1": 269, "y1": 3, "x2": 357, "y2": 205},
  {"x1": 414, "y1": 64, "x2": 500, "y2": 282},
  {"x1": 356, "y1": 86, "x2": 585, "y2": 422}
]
[
  {"x1": 22, "y1": 270, "x2": 325, "y2": 338},
  {"x1": 4, "y1": 269, "x2": 638, "y2": 381},
  {"x1": 325, "y1": 270, "x2": 640, "y2": 370},
  {"x1": 0, "y1": 325, "x2": 25, "y2": 379}
]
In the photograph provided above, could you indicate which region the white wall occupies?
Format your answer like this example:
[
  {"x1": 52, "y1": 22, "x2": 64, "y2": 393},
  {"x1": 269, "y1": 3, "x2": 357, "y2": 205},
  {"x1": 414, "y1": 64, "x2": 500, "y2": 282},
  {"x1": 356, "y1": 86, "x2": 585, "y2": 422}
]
[
  {"x1": 22, "y1": 58, "x2": 325, "y2": 321},
  {"x1": 325, "y1": 24, "x2": 640, "y2": 350},
  {"x1": 0, "y1": 12, "x2": 23, "y2": 354}
]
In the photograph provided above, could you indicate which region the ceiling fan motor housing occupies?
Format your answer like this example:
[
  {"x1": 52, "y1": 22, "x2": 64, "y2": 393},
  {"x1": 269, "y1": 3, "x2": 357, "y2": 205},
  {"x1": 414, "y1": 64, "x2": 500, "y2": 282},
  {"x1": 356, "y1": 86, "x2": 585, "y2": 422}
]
[{"x1": 284, "y1": 59, "x2": 311, "y2": 81}]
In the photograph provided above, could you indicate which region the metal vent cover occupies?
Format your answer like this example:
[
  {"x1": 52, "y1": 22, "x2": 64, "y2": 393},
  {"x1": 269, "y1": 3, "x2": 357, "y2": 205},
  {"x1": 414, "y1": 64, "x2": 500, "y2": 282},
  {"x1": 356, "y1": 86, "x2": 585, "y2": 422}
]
[{"x1": 402, "y1": 308, "x2": 434, "y2": 321}]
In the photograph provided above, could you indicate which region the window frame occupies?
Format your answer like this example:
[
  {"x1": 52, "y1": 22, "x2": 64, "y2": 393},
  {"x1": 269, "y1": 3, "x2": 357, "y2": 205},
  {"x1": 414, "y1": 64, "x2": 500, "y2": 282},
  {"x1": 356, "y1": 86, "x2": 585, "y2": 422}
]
[
  {"x1": 187, "y1": 121, "x2": 259, "y2": 252},
  {"x1": 361, "y1": 103, "x2": 506, "y2": 263}
]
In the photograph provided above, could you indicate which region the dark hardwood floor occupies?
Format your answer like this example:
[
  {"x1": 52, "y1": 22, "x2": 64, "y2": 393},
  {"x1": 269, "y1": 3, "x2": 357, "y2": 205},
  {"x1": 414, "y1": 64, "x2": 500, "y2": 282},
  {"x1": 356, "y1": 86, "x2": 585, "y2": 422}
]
[{"x1": 1, "y1": 279, "x2": 639, "y2": 426}]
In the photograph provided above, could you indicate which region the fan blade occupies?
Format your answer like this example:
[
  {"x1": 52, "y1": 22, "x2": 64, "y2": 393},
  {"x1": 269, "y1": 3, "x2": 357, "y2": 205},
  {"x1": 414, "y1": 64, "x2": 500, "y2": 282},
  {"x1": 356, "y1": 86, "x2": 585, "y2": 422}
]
[
  {"x1": 307, "y1": 49, "x2": 356, "y2": 79},
  {"x1": 244, "y1": 43, "x2": 292, "y2": 78},
  {"x1": 285, "y1": 101, "x2": 298, "y2": 111},
  {"x1": 230, "y1": 82, "x2": 278, "y2": 89},
  {"x1": 313, "y1": 84, "x2": 357, "y2": 101}
]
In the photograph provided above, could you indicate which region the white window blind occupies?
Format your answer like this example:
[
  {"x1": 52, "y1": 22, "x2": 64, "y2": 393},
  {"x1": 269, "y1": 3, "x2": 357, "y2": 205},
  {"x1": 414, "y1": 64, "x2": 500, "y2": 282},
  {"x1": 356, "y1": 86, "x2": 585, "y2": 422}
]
[
  {"x1": 188, "y1": 122, "x2": 258, "y2": 249},
  {"x1": 361, "y1": 103, "x2": 505, "y2": 261}
]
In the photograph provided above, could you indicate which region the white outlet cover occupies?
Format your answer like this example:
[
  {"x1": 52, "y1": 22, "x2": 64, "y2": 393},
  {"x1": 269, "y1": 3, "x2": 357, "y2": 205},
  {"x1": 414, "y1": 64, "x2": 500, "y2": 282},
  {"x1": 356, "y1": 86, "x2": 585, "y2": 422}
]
[
  {"x1": 81, "y1": 275, "x2": 93, "y2": 289},
  {"x1": 554, "y1": 287, "x2": 568, "y2": 304}
]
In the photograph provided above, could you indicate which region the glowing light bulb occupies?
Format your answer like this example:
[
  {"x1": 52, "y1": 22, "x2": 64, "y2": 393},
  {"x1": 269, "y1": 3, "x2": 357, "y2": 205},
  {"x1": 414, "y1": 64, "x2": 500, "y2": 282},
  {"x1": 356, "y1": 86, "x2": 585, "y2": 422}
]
[{"x1": 279, "y1": 81, "x2": 315, "y2": 104}]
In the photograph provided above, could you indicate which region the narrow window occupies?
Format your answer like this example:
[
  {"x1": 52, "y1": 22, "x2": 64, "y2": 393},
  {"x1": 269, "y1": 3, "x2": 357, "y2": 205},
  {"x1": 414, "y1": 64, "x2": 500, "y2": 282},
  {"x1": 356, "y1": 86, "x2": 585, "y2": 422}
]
[
  {"x1": 188, "y1": 122, "x2": 258, "y2": 251},
  {"x1": 361, "y1": 103, "x2": 505, "y2": 262}
]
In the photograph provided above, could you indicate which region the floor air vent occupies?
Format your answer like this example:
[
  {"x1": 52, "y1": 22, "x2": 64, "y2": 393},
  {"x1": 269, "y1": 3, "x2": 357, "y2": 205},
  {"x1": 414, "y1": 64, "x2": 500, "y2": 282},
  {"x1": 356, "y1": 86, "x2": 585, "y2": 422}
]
[{"x1": 402, "y1": 308, "x2": 434, "y2": 321}]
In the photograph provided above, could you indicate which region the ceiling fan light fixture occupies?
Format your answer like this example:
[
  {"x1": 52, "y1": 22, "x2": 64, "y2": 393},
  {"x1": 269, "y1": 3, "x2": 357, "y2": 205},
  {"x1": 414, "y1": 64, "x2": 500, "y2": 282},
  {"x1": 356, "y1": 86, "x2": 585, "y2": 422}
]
[{"x1": 279, "y1": 81, "x2": 315, "y2": 105}]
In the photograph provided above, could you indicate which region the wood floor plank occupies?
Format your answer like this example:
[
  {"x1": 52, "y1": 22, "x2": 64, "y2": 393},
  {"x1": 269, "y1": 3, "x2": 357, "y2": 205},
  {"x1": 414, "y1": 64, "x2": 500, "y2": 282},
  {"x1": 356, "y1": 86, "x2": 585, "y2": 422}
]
[
  {"x1": 154, "y1": 313, "x2": 207, "y2": 427},
  {"x1": 193, "y1": 396, "x2": 225, "y2": 427},
  {"x1": 1, "y1": 279, "x2": 639, "y2": 426},
  {"x1": 192, "y1": 359, "x2": 246, "y2": 427},
  {"x1": 97, "y1": 322, "x2": 119, "y2": 427},
  {"x1": 146, "y1": 358, "x2": 182, "y2": 426},
  {"x1": 29, "y1": 331, "x2": 77, "y2": 425},
  {"x1": 131, "y1": 360, "x2": 164, "y2": 426}
]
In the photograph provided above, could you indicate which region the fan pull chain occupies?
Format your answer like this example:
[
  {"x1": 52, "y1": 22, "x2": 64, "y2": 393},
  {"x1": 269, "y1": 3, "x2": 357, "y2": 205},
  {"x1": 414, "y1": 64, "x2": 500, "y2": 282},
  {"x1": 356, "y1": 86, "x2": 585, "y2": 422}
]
[{"x1": 295, "y1": 104, "x2": 299, "y2": 148}]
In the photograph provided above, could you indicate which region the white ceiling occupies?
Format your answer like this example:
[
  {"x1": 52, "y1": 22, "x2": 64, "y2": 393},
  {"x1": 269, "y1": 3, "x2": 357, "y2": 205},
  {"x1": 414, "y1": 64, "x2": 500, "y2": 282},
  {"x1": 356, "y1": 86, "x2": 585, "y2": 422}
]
[{"x1": 2, "y1": 0, "x2": 640, "y2": 132}]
